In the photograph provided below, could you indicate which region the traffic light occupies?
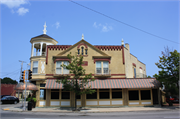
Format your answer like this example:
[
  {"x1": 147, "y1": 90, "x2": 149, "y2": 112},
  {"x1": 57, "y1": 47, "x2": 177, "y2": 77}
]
[
  {"x1": 22, "y1": 70, "x2": 26, "y2": 83},
  {"x1": 28, "y1": 70, "x2": 32, "y2": 80}
]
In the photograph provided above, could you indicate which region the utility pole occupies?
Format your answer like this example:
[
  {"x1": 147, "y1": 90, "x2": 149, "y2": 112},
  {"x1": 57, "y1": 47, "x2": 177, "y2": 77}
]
[{"x1": 19, "y1": 60, "x2": 26, "y2": 106}]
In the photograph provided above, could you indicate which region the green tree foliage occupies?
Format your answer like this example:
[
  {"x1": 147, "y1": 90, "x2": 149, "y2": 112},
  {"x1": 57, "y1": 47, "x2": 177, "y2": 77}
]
[
  {"x1": 56, "y1": 53, "x2": 95, "y2": 110},
  {"x1": 1, "y1": 77, "x2": 18, "y2": 84},
  {"x1": 153, "y1": 49, "x2": 179, "y2": 96}
]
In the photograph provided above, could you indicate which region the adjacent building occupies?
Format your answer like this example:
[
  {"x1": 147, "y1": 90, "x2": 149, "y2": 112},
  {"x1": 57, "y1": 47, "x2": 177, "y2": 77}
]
[{"x1": 29, "y1": 23, "x2": 160, "y2": 107}]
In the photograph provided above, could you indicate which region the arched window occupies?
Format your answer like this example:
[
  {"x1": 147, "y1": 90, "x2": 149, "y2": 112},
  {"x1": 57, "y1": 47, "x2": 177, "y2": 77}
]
[
  {"x1": 81, "y1": 47, "x2": 84, "y2": 55},
  {"x1": 78, "y1": 49, "x2": 80, "y2": 55}
]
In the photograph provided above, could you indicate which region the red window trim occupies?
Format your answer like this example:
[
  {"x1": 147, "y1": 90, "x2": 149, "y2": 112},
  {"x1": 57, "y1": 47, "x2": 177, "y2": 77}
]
[
  {"x1": 94, "y1": 58, "x2": 111, "y2": 64},
  {"x1": 54, "y1": 58, "x2": 71, "y2": 63}
]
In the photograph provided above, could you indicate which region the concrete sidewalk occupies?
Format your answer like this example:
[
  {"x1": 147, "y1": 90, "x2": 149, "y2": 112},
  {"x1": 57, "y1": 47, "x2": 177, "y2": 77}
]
[{"x1": 2, "y1": 106, "x2": 179, "y2": 113}]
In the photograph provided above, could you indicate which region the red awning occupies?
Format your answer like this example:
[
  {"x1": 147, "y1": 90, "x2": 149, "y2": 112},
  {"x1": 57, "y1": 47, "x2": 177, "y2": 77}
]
[{"x1": 45, "y1": 78, "x2": 160, "y2": 89}]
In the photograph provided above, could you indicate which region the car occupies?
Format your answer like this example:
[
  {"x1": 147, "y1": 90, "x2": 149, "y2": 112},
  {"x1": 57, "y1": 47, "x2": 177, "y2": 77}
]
[
  {"x1": 166, "y1": 96, "x2": 174, "y2": 103},
  {"x1": 172, "y1": 96, "x2": 179, "y2": 103},
  {"x1": 1, "y1": 95, "x2": 10, "y2": 99},
  {"x1": 1, "y1": 96, "x2": 19, "y2": 104}
]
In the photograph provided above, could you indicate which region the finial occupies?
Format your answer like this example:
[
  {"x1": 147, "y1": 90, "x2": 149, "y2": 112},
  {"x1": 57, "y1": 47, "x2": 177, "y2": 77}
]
[
  {"x1": 43, "y1": 22, "x2": 47, "y2": 34},
  {"x1": 121, "y1": 38, "x2": 124, "y2": 46},
  {"x1": 82, "y1": 34, "x2": 84, "y2": 40}
]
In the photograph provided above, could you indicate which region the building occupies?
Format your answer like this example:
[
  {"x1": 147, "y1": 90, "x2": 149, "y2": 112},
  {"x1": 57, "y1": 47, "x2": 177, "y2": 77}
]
[{"x1": 29, "y1": 23, "x2": 160, "y2": 107}]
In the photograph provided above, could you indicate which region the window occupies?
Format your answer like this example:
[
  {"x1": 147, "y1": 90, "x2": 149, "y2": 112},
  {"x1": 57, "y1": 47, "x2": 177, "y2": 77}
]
[
  {"x1": 96, "y1": 62, "x2": 101, "y2": 74},
  {"x1": 40, "y1": 89, "x2": 46, "y2": 100},
  {"x1": 78, "y1": 49, "x2": 80, "y2": 55},
  {"x1": 103, "y1": 62, "x2": 109, "y2": 74},
  {"x1": 40, "y1": 83, "x2": 45, "y2": 87},
  {"x1": 85, "y1": 49, "x2": 88, "y2": 55},
  {"x1": 32, "y1": 61, "x2": 38, "y2": 73},
  {"x1": 129, "y1": 90, "x2": 139, "y2": 100},
  {"x1": 56, "y1": 61, "x2": 69, "y2": 74},
  {"x1": 141, "y1": 90, "x2": 151, "y2": 100},
  {"x1": 76, "y1": 95, "x2": 81, "y2": 99},
  {"x1": 96, "y1": 61, "x2": 109, "y2": 74},
  {"x1": 134, "y1": 68, "x2": 136, "y2": 78},
  {"x1": 112, "y1": 89, "x2": 122, "y2": 99},
  {"x1": 61, "y1": 92, "x2": 70, "y2": 99},
  {"x1": 99, "y1": 89, "x2": 109, "y2": 99},
  {"x1": 81, "y1": 47, "x2": 84, "y2": 55},
  {"x1": 56, "y1": 61, "x2": 62, "y2": 74},
  {"x1": 86, "y1": 91, "x2": 97, "y2": 99},
  {"x1": 51, "y1": 89, "x2": 59, "y2": 99}
]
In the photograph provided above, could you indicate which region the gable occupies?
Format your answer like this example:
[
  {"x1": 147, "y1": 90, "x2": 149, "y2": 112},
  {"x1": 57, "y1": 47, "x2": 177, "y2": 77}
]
[{"x1": 56, "y1": 40, "x2": 109, "y2": 57}]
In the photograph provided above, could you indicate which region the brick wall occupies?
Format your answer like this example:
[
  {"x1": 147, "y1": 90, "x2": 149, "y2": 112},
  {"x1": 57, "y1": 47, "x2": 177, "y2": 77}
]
[{"x1": 1, "y1": 84, "x2": 17, "y2": 96}]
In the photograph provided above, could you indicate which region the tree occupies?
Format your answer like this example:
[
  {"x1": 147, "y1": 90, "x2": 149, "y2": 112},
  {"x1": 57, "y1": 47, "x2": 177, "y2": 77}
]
[
  {"x1": 153, "y1": 48, "x2": 179, "y2": 96},
  {"x1": 56, "y1": 53, "x2": 95, "y2": 111},
  {"x1": 1, "y1": 77, "x2": 18, "y2": 84}
]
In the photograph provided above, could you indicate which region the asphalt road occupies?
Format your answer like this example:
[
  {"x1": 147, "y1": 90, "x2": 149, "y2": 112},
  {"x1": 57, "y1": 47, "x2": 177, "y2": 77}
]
[{"x1": 1, "y1": 103, "x2": 180, "y2": 119}]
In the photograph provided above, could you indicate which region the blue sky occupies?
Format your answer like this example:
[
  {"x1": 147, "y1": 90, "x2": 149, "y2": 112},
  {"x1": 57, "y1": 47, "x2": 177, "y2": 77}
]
[{"x1": 0, "y1": 0, "x2": 179, "y2": 82}]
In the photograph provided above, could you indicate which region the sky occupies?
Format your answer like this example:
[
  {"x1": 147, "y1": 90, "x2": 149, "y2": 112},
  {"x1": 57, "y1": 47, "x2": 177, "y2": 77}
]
[{"x1": 0, "y1": 0, "x2": 179, "y2": 83}]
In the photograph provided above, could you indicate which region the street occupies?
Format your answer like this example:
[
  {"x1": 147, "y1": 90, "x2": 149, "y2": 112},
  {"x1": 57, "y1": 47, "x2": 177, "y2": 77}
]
[{"x1": 1, "y1": 103, "x2": 180, "y2": 119}]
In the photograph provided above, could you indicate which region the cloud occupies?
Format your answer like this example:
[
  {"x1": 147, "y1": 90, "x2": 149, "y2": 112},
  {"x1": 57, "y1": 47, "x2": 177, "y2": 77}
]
[
  {"x1": 55, "y1": 22, "x2": 60, "y2": 29},
  {"x1": 93, "y1": 22, "x2": 113, "y2": 32},
  {"x1": 0, "y1": 0, "x2": 29, "y2": 9},
  {"x1": 17, "y1": 7, "x2": 29, "y2": 16}
]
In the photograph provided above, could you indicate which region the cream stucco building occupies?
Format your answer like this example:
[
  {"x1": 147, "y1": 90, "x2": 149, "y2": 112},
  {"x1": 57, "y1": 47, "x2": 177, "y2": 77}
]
[{"x1": 29, "y1": 23, "x2": 160, "y2": 107}]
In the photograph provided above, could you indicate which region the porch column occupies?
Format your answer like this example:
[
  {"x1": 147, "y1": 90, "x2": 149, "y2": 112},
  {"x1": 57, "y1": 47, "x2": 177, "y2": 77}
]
[
  {"x1": 40, "y1": 43, "x2": 43, "y2": 56},
  {"x1": 31, "y1": 43, "x2": 34, "y2": 57},
  {"x1": 46, "y1": 89, "x2": 50, "y2": 106}
]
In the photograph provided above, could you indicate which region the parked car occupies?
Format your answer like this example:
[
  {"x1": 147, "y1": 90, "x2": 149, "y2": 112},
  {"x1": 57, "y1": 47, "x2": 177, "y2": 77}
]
[
  {"x1": 166, "y1": 96, "x2": 179, "y2": 103},
  {"x1": 1, "y1": 96, "x2": 19, "y2": 104},
  {"x1": 1, "y1": 95, "x2": 10, "y2": 99},
  {"x1": 172, "y1": 96, "x2": 179, "y2": 103},
  {"x1": 166, "y1": 96, "x2": 174, "y2": 103}
]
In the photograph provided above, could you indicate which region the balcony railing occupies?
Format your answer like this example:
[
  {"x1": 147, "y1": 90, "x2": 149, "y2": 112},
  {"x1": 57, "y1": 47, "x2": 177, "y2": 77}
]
[
  {"x1": 136, "y1": 73, "x2": 147, "y2": 78},
  {"x1": 94, "y1": 69, "x2": 111, "y2": 77},
  {"x1": 33, "y1": 52, "x2": 46, "y2": 56}
]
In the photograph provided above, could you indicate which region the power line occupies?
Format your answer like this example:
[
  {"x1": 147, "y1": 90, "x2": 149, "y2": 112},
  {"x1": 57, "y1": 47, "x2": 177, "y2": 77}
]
[{"x1": 68, "y1": 0, "x2": 179, "y2": 44}]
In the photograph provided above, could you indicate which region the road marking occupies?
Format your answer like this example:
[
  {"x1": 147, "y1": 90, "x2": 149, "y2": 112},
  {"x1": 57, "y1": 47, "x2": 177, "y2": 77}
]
[
  {"x1": 3, "y1": 108, "x2": 9, "y2": 110},
  {"x1": 164, "y1": 117, "x2": 180, "y2": 118}
]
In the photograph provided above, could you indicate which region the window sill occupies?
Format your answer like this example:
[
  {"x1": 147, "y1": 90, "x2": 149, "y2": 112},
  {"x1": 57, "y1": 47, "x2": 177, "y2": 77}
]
[
  {"x1": 54, "y1": 74, "x2": 70, "y2": 77},
  {"x1": 94, "y1": 74, "x2": 111, "y2": 77}
]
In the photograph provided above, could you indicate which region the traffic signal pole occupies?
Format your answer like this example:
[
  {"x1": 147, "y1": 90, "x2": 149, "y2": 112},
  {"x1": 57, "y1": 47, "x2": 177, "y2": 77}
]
[{"x1": 19, "y1": 60, "x2": 26, "y2": 106}]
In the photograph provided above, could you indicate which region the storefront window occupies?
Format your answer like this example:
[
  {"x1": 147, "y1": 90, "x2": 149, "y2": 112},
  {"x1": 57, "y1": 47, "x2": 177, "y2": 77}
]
[
  {"x1": 86, "y1": 92, "x2": 97, "y2": 99},
  {"x1": 99, "y1": 92, "x2": 109, "y2": 99},
  {"x1": 76, "y1": 95, "x2": 81, "y2": 99},
  {"x1": 51, "y1": 89, "x2": 59, "y2": 99},
  {"x1": 141, "y1": 90, "x2": 151, "y2": 100},
  {"x1": 61, "y1": 92, "x2": 70, "y2": 99},
  {"x1": 129, "y1": 90, "x2": 139, "y2": 100},
  {"x1": 112, "y1": 92, "x2": 122, "y2": 99}
]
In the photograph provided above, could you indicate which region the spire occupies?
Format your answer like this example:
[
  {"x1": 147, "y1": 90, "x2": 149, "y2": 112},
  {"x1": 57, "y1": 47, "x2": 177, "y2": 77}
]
[
  {"x1": 82, "y1": 34, "x2": 84, "y2": 40},
  {"x1": 121, "y1": 38, "x2": 124, "y2": 46},
  {"x1": 43, "y1": 22, "x2": 47, "y2": 34}
]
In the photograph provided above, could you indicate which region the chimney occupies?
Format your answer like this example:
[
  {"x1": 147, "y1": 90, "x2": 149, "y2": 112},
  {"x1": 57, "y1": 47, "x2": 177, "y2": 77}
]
[{"x1": 125, "y1": 43, "x2": 130, "y2": 53}]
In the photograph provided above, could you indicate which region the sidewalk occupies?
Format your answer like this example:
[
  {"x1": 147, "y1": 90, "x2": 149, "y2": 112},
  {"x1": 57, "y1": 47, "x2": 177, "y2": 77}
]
[{"x1": 2, "y1": 105, "x2": 179, "y2": 113}]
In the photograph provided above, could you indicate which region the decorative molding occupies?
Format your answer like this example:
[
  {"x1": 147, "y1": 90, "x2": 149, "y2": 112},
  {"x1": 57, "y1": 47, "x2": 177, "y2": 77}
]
[
  {"x1": 54, "y1": 58, "x2": 71, "y2": 63},
  {"x1": 77, "y1": 43, "x2": 88, "y2": 49},
  {"x1": 82, "y1": 61, "x2": 88, "y2": 66},
  {"x1": 94, "y1": 58, "x2": 111, "y2": 64},
  {"x1": 94, "y1": 46, "x2": 123, "y2": 51},
  {"x1": 132, "y1": 63, "x2": 136, "y2": 67}
]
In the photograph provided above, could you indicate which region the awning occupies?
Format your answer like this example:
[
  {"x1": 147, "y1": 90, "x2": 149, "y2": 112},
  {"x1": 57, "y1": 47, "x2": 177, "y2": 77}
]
[{"x1": 45, "y1": 78, "x2": 160, "y2": 89}]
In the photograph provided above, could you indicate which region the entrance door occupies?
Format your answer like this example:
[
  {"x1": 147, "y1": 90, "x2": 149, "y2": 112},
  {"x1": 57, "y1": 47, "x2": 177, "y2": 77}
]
[{"x1": 152, "y1": 89, "x2": 159, "y2": 104}]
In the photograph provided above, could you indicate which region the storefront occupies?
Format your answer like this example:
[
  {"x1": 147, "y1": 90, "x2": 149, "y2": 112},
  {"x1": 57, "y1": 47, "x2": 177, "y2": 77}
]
[{"x1": 36, "y1": 78, "x2": 160, "y2": 107}]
